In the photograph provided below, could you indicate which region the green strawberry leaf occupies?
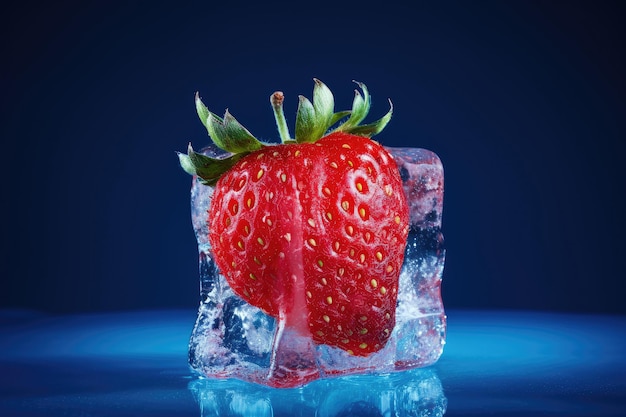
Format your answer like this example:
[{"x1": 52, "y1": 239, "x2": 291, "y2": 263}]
[
  {"x1": 177, "y1": 151, "x2": 197, "y2": 176},
  {"x1": 195, "y1": 92, "x2": 223, "y2": 129},
  {"x1": 221, "y1": 110, "x2": 264, "y2": 153},
  {"x1": 196, "y1": 93, "x2": 264, "y2": 154},
  {"x1": 329, "y1": 110, "x2": 352, "y2": 127},
  {"x1": 312, "y1": 78, "x2": 334, "y2": 139},
  {"x1": 180, "y1": 143, "x2": 249, "y2": 186},
  {"x1": 335, "y1": 81, "x2": 371, "y2": 132},
  {"x1": 295, "y1": 95, "x2": 317, "y2": 143},
  {"x1": 344, "y1": 99, "x2": 393, "y2": 137}
]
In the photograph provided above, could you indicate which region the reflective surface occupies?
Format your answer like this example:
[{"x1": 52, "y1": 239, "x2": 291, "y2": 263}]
[{"x1": 1, "y1": 309, "x2": 625, "y2": 416}]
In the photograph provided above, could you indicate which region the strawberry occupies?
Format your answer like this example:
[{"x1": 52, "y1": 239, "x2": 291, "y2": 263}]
[{"x1": 179, "y1": 80, "x2": 409, "y2": 356}]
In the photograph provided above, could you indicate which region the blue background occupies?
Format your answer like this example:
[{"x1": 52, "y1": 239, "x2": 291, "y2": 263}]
[{"x1": 2, "y1": 0, "x2": 625, "y2": 315}]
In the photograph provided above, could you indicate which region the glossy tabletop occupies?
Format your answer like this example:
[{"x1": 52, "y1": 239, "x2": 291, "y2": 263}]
[{"x1": 1, "y1": 309, "x2": 624, "y2": 416}]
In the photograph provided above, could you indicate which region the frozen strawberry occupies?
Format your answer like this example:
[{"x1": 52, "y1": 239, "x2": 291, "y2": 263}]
[{"x1": 179, "y1": 80, "x2": 409, "y2": 356}]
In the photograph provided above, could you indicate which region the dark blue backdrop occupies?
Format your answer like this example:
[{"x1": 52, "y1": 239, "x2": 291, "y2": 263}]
[{"x1": 2, "y1": 1, "x2": 624, "y2": 314}]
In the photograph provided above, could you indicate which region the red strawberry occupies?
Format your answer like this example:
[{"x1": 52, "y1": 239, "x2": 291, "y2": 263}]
[{"x1": 179, "y1": 80, "x2": 409, "y2": 356}]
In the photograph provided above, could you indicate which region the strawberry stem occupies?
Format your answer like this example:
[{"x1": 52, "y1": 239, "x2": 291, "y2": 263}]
[{"x1": 270, "y1": 91, "x2": 292, "y2": 143}]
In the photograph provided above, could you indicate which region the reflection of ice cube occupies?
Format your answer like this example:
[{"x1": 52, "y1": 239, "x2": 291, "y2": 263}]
[
  {"x1": 189, "y1": 368, "x2": 447, "y2": 417},
  {"x1": 187, "y1": 146, "x2": 446, "y2": 387}
]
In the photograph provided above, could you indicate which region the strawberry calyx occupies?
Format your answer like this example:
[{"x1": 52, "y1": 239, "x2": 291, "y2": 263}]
[{"x1": 178, "y1": 79, "x2": 393, "y2": 186}]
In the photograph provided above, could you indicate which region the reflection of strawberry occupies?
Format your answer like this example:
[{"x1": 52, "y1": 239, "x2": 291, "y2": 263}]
[{"x1": 179, "y1": 80, "x2": 408, "y2": 356}]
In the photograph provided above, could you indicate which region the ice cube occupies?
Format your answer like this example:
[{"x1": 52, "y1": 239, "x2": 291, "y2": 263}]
[{"x1": 187, "y1": 147, "x2": 446, "y2": 387}]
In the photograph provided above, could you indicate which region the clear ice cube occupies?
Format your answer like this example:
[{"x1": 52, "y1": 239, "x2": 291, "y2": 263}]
[{"x1": 187, "y1": 147, "x2": 446, "y2": 387}]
